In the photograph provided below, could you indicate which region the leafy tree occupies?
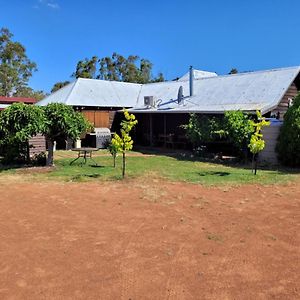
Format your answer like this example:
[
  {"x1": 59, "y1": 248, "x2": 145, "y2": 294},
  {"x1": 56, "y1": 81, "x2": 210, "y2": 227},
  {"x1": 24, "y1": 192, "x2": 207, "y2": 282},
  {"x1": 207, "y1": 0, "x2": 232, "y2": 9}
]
[
  {"x1": 51, "y1": 81, "x2": 70, "y2": 93},
  {"x1": 182, "y1": 114, "x2": 225, "y2": 150},
  {"x1": 277, "y1": 93, "x2": 300, "y2": 166},
  {"x1": 0, "y1": 102, "x2": 45, "y2": 163},
  {"x1": 228, "y1": 68, "x2": 238, "y2": 74},
  {"x1": 14, "y1": 86, "x2": 46, "y2": 101},
  {"x1": 111, "y1": 109, "x2": 138, "y2": 178},
  {"x1": 0, "y1": 28, "x2": 37, "y2": 96},
  {"x1": 224, "y1": 111, "x2": 254, "y2": 159},
  {"x1": 72, "y1": 56, "x2": 98, "y2": 79},
  {"x1": 107, "y1": 142, "x2": 118, "y2": 168},
  {"x1": 98, "y1": 53, "x2": 164, "y2": 83},
  {"x1": 42, "y1": 103, "x2": 92, "y2": 166},
  {"x1": 248, "y1": 111, "x2": 270, "y2": 174},
  {"x1": 72, "y1": 52, "x2": 164, "y2": 83}
]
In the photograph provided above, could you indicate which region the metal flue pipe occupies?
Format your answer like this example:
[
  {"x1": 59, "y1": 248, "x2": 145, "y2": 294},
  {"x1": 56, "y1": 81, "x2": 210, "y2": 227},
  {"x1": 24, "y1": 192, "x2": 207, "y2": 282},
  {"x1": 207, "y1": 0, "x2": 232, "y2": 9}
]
[{"x1": 189, "y1": 66, "x2": 194, "y2": 97}]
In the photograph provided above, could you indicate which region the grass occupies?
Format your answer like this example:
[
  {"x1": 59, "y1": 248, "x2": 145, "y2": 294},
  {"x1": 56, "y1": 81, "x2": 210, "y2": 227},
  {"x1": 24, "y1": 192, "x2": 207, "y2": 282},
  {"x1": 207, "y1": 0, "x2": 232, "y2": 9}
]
[{"x1": 0, "y1": 150, "x2": 299, "y2": 185}]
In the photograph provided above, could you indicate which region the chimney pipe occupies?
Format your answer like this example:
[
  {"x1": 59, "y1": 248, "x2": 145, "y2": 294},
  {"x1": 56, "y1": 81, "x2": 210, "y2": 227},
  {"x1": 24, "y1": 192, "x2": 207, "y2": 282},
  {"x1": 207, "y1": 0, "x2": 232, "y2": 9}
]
[{"x1": 189, "y1": 66, "x2": 193, "y2": 97}]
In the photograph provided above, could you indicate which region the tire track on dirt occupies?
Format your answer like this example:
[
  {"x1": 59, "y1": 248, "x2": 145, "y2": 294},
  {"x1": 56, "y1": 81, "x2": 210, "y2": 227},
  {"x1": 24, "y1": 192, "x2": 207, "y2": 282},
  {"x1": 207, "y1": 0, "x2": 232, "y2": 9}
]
[
  {"x1": 164, "y1": 243, "x2": 185, "y2": 300},
  {"x1": 119, "y1": 221, "x2": 146, "y2": 300}
]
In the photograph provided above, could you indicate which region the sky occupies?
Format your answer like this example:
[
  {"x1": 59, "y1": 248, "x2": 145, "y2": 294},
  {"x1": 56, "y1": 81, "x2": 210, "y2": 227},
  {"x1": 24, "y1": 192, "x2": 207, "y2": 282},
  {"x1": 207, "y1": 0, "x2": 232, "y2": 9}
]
[{"x1": 1, "y1": 0, "x2": 300, "y2": 93}]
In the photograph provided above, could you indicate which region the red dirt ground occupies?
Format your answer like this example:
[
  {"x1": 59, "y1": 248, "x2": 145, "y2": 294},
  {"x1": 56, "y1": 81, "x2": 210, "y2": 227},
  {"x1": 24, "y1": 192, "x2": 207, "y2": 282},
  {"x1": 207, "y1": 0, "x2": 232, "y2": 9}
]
[{"x1": 0, "y1": 178, "x2": 299, "y2": 299}]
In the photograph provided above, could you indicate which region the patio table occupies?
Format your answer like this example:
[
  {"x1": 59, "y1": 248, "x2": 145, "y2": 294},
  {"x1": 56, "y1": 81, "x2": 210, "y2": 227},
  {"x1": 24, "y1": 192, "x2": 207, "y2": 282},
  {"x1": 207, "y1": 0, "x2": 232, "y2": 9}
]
[{"x1": 70, "y1": 147, "x2": 99, "y2": 166}]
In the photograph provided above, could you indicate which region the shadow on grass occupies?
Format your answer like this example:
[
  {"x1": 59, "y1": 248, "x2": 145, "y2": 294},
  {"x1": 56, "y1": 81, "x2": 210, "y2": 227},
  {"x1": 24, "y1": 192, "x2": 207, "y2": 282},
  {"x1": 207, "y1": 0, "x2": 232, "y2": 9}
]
[
  {"x1": 70, "y1": 173, "x2": 102, "y2": 181},
  {"x1": 135, "y1": 146, "x2": 300, "y2": 175},
  {"x1": 198, "y1": 171, "x2": 230, "y2": 177}
]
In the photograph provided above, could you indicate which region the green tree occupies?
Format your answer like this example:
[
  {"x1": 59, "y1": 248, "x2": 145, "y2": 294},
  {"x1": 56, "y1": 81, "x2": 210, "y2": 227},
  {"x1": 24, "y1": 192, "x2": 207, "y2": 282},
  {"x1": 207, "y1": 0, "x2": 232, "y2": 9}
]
[
  {"x1": 98, "y1": 53, "x2": 164, "y2": 83},
  {"x1": 111, "y1": 109, "x2": 138, "y2": 178},
  {"x1": 248, "y1": 111, "x2": 270, "y2": 174},
  {"x1": 228, "y1": 68, "x2": 238, "y2": 74},
  {"x1": 0, "y1": 102, "x2": 45, "y2": 163},
  {"x1": 14, "y1": 86, "x2": 46, "y2": 101},
  {"x1": 72, "y1": 52, "x2": 164, "y2": 83},
  {"x1": 72, "y1": 56, "x2": 98, "y2": 79},
  {"x1": 51, "y1": 81, "x2": 70, "y2": 93},
  {"x1": 182, "y1": 114, "x2": 225, "y2": 151},
  {"x1": 277, "y1": 93, "x2": 300, "y2": 166},
  {"x1": 107, "y1": 142, "x2": 118, "y2": 168},
  {"x1": 42, "y1": 103, "x2": 92, "y2": 166},
  {"x1": 0, "y1": 28, "x2": 37, "y2": 96},
  {"x1": 224, "y1": 111, "x2": 254, "y2": 159}
]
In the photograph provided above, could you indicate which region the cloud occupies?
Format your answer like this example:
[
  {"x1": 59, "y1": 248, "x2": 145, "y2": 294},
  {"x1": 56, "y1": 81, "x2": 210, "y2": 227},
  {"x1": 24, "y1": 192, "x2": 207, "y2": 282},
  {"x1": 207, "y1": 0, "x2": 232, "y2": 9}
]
[
  {"x1": 47, "y1": 2, "x2": 60, "y2": 9},
  {"x1": 34, "y1": 0, "x2": 60, "y2": 10}
]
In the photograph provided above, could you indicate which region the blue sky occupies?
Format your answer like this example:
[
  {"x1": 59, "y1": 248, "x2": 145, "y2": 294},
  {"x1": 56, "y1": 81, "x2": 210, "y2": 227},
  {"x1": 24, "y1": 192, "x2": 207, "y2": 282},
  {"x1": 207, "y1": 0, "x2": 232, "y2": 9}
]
[{"x1": 1, "y1": 0, "x2": 300, "y2": 93}]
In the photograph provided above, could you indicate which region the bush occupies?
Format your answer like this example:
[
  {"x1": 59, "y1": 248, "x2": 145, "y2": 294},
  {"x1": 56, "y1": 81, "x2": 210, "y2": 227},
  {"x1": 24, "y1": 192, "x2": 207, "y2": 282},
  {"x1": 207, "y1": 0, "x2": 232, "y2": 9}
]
[
  {"x1": 277, "y1": 93, "x2": 300, "y2": 166},
  {"x1": 0, "y1": 103, "x2": 45, "y2": 164},
  {"x1": 182, "y1": 114, "x2": 225, "y2": 149},
  {"x1": 224, "y1": 111, "x2": 254, "y2": 159}
]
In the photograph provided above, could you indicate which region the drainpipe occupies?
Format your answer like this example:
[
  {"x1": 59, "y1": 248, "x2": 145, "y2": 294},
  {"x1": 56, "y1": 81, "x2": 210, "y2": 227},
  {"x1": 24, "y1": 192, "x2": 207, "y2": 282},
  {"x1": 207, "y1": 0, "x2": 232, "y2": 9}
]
[{"x1": 189, "y1": 66, "x2": 193, "y2": 97}]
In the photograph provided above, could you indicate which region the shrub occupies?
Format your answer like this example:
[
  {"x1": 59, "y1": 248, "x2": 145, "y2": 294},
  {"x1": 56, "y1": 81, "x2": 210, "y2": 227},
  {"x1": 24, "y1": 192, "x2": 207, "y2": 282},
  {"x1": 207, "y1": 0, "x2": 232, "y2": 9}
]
[
  {"x1": 0, "y1": 103, "x2": 45, "y2": 164},
  {"x1": 182, "y1": 114, "x2": 225, "y2": 149},
  {"x1": 111, "y1": 109, "x2": 137, "y2": 178},
  {"x1": 277, "y1": 93, "x2": 300, "y2": 166},
  {"x1": 248, "y1": 111, "x2": 270, "y2": 174},
  {"x1": 224, "y1": 111, "x2": 254, "y2": 159}
]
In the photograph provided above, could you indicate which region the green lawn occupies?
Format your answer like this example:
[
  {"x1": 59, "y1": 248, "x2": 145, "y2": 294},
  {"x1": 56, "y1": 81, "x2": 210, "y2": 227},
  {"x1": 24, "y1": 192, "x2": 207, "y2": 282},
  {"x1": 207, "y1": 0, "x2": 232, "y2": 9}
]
[{"x1": 1, "y1": 151, "x2": 298, "y2": 186}]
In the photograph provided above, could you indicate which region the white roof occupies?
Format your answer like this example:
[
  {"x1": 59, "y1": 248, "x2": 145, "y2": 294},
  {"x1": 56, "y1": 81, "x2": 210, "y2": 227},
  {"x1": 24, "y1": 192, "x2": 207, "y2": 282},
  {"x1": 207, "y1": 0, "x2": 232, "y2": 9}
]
[
  {"x1": 37, "y1": 78, "x2": 141, "y2": 107},
  {"x1": 133, "y1": 66, "x2": 300, "y2": 114},
  {"x1": 37, "y1": 66, "x2": 300, "y2": 114}
]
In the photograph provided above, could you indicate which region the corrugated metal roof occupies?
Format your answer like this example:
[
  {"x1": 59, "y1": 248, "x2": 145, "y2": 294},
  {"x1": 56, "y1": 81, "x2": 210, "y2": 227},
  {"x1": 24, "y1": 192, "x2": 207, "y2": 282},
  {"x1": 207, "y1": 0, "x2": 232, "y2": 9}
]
[
  {"x1": 37, "y1": 66, "x2": 300, "y2": 114},
  {"x1": 37, "y1": 78, "x2": 141, "y2": 107},
  {"x1": 133, "y1": 66, "x2": 300, "y2": 114}
]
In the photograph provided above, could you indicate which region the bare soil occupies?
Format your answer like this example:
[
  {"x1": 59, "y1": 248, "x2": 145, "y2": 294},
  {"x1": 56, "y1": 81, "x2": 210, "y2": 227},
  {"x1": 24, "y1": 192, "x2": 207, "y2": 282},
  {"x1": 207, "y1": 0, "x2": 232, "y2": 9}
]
[{"x1": 0, "y1": 178, "x2": 299, "y2": 299}]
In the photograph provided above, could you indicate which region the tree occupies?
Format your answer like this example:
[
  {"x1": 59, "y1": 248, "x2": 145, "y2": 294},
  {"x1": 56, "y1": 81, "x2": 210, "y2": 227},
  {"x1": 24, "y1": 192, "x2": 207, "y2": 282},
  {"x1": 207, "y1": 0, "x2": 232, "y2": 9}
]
[
  {"x1": 72, "y1": 56, "x2": 98, "y2": 79},
  {"x1": 42, "y1": 103, "x2": 91, "y2": 166},
  {"x1": 111, "y1": 109, "x2": 138, "y2": 178},
  {"x1": 277, "y1": 93, "x2": 300, "y2": 166},
  {"x1": 0, "y1": 28, "x2": 37, "y2": 96},
  {"x1": 248, "y1": 111, "x2": 270, "y2": 174},
  {"x1": 182, "y1": 114, "x2": 225, "y2": 151},
  {"x1": 14, "y1": 86, "x2": 46, "y2": 101},
  {"x1": 72, "y1": 52, "x2": 164, "y2": 83},
  {"x1": 224, "y1": 111, "x2": 254, "y2": 159},
  {"x1": 0, "y1": 102, "x2": 45, "y2": 163},
  {"x1": 51, "y1": 81, "x2": 70, "y2": 93},
  {"x1": 98, "y1": 53, "x2": 164, "y2": 83},
  {"x1": 107, "y1": 142, "x2": 118, "y2": 168},
  {"x1": 228, "y1": 68, "x2": 238, "y2": 74}
]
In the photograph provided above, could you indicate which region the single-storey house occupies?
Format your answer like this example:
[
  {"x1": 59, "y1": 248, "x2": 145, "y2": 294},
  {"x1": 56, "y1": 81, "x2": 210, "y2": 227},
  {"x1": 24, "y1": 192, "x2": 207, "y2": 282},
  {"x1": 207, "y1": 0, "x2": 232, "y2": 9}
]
[{"x1": 37, "y1": 66, "x2": 300, "y2": 162}]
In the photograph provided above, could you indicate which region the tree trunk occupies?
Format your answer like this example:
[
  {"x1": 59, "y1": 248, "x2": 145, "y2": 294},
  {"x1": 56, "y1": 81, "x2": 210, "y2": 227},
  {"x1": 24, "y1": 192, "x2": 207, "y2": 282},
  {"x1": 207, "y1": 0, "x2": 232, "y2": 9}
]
[
  {"x1": 252, "y1": 153, "x2": 258, "y2": 175},
  {"x1": 113, "y1": 153, "x2": 116, "y2": 168},
  {"x1": 46, "y1": 138, "x2": 55, "y2": 166},
  {"x1": 254, "y1": 155, "x2": 258, "y2": 175},
  {"x1": 122, "y1": 152, "x2": 125, "y2": 178}
]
